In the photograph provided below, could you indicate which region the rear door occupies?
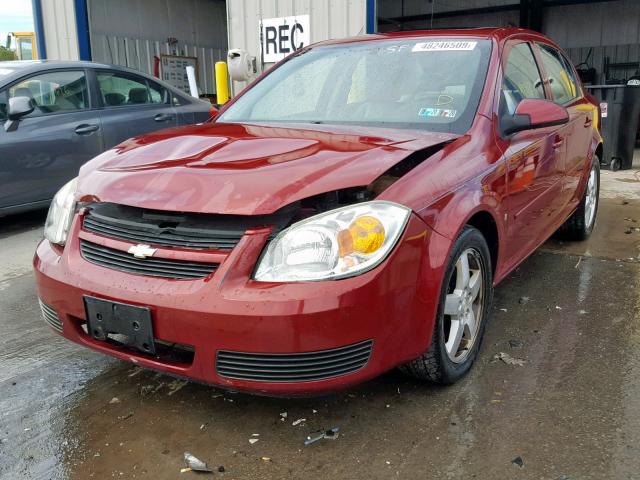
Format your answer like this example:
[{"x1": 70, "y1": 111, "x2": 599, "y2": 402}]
[
  {"x1": 535, "y1": 43, "x2": 593, "y2": 206},
  {"x1": 496, "y1": 41, "x2": 566, "y2": 267},
  {"x1": 94, "y1": 69, "x2": 178, "y2": 149},
  {"x1": 0, "y1": 69, "x2": 103, "y2": 210}
]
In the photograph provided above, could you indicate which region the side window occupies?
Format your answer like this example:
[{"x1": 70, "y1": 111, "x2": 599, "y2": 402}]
[
  {"x1": 0, "y1": 89, "x2": 7, "y2": 121},
  {"x1": 537, "y1": 44, "x2": 578, "y2": 105},
  {"x1": 501, "y1": 43, "x2": 546, "y2": 117},
  {"x1": 97, "y1": 71, "x2": 168, "y2": 107},
  {"x1": 6, "y1": 70, "x2": 88, "y2": 116},
  {"x1": 560, "y1": 53, "x2": 581, "y2": 99}
]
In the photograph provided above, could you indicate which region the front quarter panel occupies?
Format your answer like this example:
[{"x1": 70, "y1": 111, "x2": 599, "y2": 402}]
[{"x1": 379, "y1": 116, "x2": 507, "y2": 270}]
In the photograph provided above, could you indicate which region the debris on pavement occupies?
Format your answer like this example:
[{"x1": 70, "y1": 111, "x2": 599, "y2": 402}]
[
  {"x1": 167, "y1": 379, "x2": 189, "y2": 396},
  {"x1": 508, "y1": 339, "x2": 524, "y2": 349},
  {"x1": 518, "y1": 296, "x2": 531, "y2": 304},
  {"x1": 183, "y1": 452, "x2": 213, "y2": 473},
  {"x1": 499, "y1": 308, "x2": 508, "y2": 312},
  {"x1": 292, "y1": 418, "x2": 306, "y2": 426},
  {"x1": 109, "y1": 397, "x2": 121, "y2": 404},
  {"x1": 511, "y1": 456, "x2": 524, "y2": 468},
  {"x1": 494, "y1": 352, "x2": 526, "y2": 366},
  {"x1": 279, "y1": 412, "x2": 287, "y2": 421},
  {"x1": 217, "y1": 466, "x2": 225, "y2": 473},
  {"x1": 261, "y1": 456, "x2": 271, "y2": 462},
  {"x1": 304, "y1": 427, "x2": 340, "y2": 445},
  {"x1": 249, "y1": 438, "x2": 259, "y2": 445}
]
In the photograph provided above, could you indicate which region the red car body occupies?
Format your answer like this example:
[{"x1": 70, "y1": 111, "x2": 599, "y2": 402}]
[{"x1": 34, "y1": 28, "x2": 601, "y2": 395}]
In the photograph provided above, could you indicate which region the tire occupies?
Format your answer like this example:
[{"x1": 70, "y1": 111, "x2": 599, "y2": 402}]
[
  {"x1": 610, "y1": 158, "x2": 620, "y2": 172},
  {"x1": 400, "y1": 226, "x2": 493, "y2": 384},
  {"x1": 558, "y1": 157, "x2": 600, "y2": 241}
]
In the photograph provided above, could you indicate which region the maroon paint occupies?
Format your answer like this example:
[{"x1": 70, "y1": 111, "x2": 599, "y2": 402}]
[{"x1": 34, "y1": 28, "x2": 602, "y2": 395}]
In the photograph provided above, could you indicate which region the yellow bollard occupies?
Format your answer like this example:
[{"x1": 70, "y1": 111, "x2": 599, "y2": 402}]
[{"x1": 215, "y1": 61, "x2": 230, "y2": 104}]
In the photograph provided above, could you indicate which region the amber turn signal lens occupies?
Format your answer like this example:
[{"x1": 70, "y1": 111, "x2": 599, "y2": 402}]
[{"x1": 337, "y1": 215, "x2": 385, "y2": 255}]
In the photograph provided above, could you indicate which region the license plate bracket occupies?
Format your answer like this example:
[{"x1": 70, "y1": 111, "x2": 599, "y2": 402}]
[{"x1": 84, "y1": 296, "x2": 155, "y2": 355}]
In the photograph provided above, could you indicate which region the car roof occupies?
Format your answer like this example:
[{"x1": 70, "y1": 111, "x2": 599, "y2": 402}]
[{"x1": 314, "y1": 27, "x2": 558, "y2": 48}]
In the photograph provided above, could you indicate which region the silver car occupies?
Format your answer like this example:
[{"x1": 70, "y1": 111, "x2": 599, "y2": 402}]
[{"x1": 0, "y1": 60, "x2": 213, "y2": 216}]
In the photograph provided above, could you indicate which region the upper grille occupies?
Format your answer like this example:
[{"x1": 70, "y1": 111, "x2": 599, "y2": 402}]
[
  {"x1": 83, "y1": 203, "x2": 247, "y2": 250},
  {"x1": 39, "y1": 299, "x2": 62, "y2": 333},
  {"x1": 216, "y1": 340, "x2": 373, "y2": 382},
  {"x1": 80, "y1": 240, "x2": 218, "y2": 279},
  {"x1": 82, "y1": 203, "x2": 296, "y2": 251}
]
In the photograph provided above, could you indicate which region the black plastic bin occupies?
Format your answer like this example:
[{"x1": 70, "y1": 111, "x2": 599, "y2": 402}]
[{"x1": 585, "y1": 84, "x2": 640, "y2": 170}]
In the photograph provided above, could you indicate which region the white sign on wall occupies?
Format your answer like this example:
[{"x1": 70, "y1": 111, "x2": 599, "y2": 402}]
[{"x1": 260, "y1": 15, "x2": 310, "y2": 63}]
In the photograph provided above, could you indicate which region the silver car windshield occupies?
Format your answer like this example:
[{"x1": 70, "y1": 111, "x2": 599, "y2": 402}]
[{"x1": 219, "y1": 38, "x2": 492, "y2": 134}]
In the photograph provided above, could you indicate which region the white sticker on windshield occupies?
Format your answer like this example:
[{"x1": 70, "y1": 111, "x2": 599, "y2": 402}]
[{"x1": 412, "y1": 41, "x2": 477, "y2": 52}]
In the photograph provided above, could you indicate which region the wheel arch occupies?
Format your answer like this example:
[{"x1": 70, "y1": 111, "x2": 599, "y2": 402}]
[
  {"x1": 465, "y1": 210, "x2": 500, "y2": 275},
  {"x1": 595, "y1": 142, "x2": 603, "y2": 162}
]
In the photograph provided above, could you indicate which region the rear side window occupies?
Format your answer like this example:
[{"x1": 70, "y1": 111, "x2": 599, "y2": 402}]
[
  {"x1": 537, "y1": 44, "x2": 579, "y2": 105},
  {"x1": 4, "y1": 70, "x2": 88, "y2": 117},
  {"x1": 500, "y1": 43, "x2": 545, "y2": 116},
  {"x1": 97, "y1": 71, "x2": 168, "y2": 107},
  {"x1": 0, "y1": 90, "x2": 7, "y2": 121}
]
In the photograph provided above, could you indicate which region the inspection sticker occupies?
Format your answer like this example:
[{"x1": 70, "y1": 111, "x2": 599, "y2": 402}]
[
  {"x1": 412, "y1": 41, "x2": 477, "y2": 52},
  {"x1": 418, "y1": 108, "x2": 457, "y2": 119}
]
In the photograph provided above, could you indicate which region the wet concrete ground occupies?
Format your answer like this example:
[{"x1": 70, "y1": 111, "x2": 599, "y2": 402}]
[{"x1": 1, "y1": 179, "x2": 640, "y2": 479}]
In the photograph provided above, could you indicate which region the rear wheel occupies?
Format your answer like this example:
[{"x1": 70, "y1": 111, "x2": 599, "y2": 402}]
[
  {"x1": 558, "y1": 158, "x2": 600, "y2": 241},
  {"x1": 400, "y1": 226, "x2": 493, "y2": 384}
]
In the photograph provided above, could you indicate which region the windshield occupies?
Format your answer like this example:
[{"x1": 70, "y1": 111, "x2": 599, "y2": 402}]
[{"x1": 219, "y1": 38, "x2": 492, "y2": 134}]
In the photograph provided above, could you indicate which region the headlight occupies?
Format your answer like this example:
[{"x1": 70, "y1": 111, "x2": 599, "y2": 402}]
[
  {"x1": 44, "y1": 177, "x2": 78, "y2": 246},
  {"x1": 254, "y1": 201, "x2": 411, "y2": 282}
]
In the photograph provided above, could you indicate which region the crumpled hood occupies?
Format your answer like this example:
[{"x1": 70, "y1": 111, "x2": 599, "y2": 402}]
[{"x1": 78, "y1": 122, "x2": 458, "y2": 215}]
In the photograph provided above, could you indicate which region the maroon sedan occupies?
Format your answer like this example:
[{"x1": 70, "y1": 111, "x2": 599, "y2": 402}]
[{"x1": 34, "y1": 28, "x2": 601, "y2": 395}]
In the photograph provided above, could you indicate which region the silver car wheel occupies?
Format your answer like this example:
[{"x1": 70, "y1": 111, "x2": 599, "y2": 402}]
[
  {"x1": 443, "y1": 248, "x2": 484, "y2": 363},
  {"x1": 584, "y1": 167, "x2": 597, "y2": 229}
]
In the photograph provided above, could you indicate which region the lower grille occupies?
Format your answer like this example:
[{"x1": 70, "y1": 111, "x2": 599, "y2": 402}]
[
  {"x1": 80, "y1": 240, "x2": 218, "y2": 280},
  {"x1": 216, "y1": 340, "x2": 373, "y2": 382},
  {"x1": 39, "y1": 299, "x2": 62, "y2": 333}
]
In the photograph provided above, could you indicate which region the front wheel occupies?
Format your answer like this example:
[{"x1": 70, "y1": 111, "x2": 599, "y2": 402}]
[
  {"x1": 559, "y1": 157, "x2": 600, "y2": 241},
  {"x1": 400, "y1": 226, "x2": 493, "y2": 384}
]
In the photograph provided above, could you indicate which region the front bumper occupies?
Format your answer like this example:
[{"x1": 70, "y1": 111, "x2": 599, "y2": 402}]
[{"x1": 34, "y1": 212, "x2": 443, "y2": 396}]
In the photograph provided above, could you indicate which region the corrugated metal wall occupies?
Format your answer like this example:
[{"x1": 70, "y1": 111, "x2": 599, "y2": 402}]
[
  {"x1": 376, "y1": 0, "x2": 640, "y2": 50},
  {"x1": 226, "y1": 0, "x2": 367, "y2": 92},
  {"x1": 87, "y1": 0, "x2": 228, "y2": 94},
  {"x1": 544, "y1": 0, "x2": 640, "y2": 49},
  {"x1": 41, "y1": 0, "x2": 80, "y2": 60}
]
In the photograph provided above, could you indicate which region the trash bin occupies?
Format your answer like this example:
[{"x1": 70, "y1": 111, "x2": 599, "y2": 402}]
[{"x1": 585, "y1": 83, "x2": 640, "y2": 171}]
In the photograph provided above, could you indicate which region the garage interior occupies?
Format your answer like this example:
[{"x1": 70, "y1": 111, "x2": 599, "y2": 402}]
[{"x1": 85, "y1": 0, "x2": 227, "y2": 96}]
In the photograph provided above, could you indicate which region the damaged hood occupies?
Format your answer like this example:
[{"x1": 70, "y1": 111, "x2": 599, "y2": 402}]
[{"x1": 78, "y1": 122, "x2": 458, "y2": 215}]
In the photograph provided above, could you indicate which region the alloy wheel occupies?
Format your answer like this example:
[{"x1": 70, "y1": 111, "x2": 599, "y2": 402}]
[
  {"x1": 443, "y1": 248, "x2": 484, "y2": 363},
  {"x1": 584, "y1": 167, "x2": 597, "y2": 229}
]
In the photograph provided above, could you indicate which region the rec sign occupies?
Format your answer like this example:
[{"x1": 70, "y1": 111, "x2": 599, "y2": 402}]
[{"x1": 260, "y1": 15, "x2": 310, "y2": 63}]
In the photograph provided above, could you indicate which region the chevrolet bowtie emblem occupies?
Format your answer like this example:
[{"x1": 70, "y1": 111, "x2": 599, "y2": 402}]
[{"x1": 128, "y1": 244, "x2": 157, "y2": 259}]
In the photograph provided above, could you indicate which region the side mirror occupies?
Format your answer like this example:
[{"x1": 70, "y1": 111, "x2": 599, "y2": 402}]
[
  {"x1": 5, "y1": 96, "x2": 35, "y2": 132},
  {"x1": 502, "y1": 98, "x2": 569, "y2": 136},
  {"x1": 209, "y1": 105, "x2": 219, "y2": 119}
]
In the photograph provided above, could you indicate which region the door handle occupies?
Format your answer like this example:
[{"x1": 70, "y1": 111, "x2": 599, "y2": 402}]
[
  {"x1": 584, "y1": 117, "x2": 593, "y2": 128},
  {"x1": 154, "y1": 113, "x2": 173, "y2": 122},
  {"x1": 75, "y1": 124, "x2": 100, "y2": 135},
  {"x1": 552, "y1": 136, "x2": 564, "y2": 149}
]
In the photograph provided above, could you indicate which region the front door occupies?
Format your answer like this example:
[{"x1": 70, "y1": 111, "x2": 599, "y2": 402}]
[
  {"x1": 0, "y1": 69, "x2": 103, "y2": 211},
  {"x1": 496, "y1": 41, "x2": 566, "y2": 269},
  {"x1": 94, "y1": 70, "x2": 178, "y2": 149}
]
